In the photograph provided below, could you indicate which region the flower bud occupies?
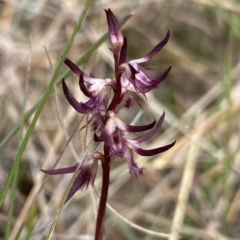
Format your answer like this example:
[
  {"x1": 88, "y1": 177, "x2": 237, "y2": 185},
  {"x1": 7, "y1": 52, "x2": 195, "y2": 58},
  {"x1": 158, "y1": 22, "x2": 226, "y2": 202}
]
[{"x1": 105, "y1": 8, "x2": 124, "y2": 55}]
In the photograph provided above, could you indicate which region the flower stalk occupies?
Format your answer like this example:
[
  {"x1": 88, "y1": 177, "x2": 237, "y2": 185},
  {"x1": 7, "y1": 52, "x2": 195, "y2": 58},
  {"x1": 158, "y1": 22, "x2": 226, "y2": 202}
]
[
  {"x1": 42, "y1": 8, "x2": 175, "y2": 239},
  {"x1": 95, "y1": 150, "x2": 111, "y2": 240}
]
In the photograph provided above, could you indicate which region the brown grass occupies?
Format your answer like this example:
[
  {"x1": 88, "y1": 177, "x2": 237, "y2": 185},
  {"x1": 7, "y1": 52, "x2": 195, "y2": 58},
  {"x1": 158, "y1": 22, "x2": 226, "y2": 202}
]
[{"x1": 1, "y1": 0, "x2": 240, "y2": 239}]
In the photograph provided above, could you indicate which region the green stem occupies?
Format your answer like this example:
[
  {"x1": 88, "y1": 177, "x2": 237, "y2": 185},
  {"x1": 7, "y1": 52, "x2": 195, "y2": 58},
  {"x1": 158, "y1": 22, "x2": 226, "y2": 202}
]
[{"x1": 0, "y1": 0, "x2": 93, "y2": 209}]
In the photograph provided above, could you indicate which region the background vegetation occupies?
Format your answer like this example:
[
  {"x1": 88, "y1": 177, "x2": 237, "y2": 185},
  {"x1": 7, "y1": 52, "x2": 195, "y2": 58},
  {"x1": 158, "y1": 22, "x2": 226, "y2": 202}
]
[{"x1": 1, "y1": 0, "x2": 240, "y2": 239}]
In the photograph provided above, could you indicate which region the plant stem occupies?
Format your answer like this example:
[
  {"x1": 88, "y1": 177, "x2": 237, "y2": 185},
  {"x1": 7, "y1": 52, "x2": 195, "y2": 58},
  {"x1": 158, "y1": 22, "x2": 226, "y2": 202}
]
[{"x1": 95, "y1": 150, "x2": 111, "y2": 240}]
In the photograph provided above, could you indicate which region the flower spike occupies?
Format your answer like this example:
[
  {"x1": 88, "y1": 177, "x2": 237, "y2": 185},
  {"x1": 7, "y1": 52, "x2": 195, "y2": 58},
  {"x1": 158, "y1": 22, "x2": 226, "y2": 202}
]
[
  {"x1": 59, "y1": 10, "x2": 174, "y2": 188},
  {"x1": 42, "y1": 10, "x2": 175, "y2": 237}
]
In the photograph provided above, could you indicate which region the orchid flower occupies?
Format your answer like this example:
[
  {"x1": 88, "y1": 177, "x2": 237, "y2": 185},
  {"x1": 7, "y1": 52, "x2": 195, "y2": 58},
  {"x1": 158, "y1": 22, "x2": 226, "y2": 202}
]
[
  {"x1": 42, "y1": 9, "x2": 176, "y2": 239},
  {"x1": 41, "y1": 152, "x2": 104, "y2": 203},
  {"x1": 118, "y1": 31, "x2": 171, "y2": 95},
  {"x1": 94, "y1": 111, "x2": 175, "y2": 176}
]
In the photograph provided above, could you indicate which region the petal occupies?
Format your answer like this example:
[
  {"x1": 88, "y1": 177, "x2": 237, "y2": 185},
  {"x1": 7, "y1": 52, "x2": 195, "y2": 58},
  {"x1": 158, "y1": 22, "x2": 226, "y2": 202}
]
[
  {"x1": 62, "y1": 79, "x2": 90, "y2": 114},
  {"x1": 65, "y1": 171, "x2": 91, "y2": 203},
  {"x1": 64, "y1": 58, "x2": 92, "y2": 82},
  {"x1": 147, "y1": 66, "x2": 171, "y2": 91},
  {"x1": 131, "y1": 112, "x2": 165, "y2": 143},
  {"x1": 126, "y1": 150, "x2": 144, "y2": 176},
  {"x1": 102, "y1": 129, "x2": 126, "y2": 158},
  {"x1": 79, "y1": 74, "x2": 93, "y2": 98},
  {"x1": 114, "y1": 117, "x2": 156, "y2": 132},
  {"x1": 88, "y1": 79, "x2": 109, "y2": 96},
  {"x1": 86, "y1": 93, "x2": 108, "y2": 114},
  {"x1": 135, "y1": 71, "x2": 152, "y2": 86},
  {"x1": 119, "y1": 37, "x2": 127, "y2": 65},
  {"x1": 96, "y1": 118, "x2": 117, "y2": 140},
  {"x1": 126, "y1": 64, "x2": 146, "y2": 96},
  {"x1": 134, "y1": 70, "x2": 153, "y2": 94},
  {"x1": 65, "y1": 157, "x2": 99, "y2": 203},
  {"x1": 41, "y1": 164, "x2": 78, "y2": 175},
  {"x1": 82, "y1": 97, "x2": 104, "y2": 113},
  {"x1": 134, "y1": 66, "x2": 171, "y2": 93},
  {"x1": 130, "y1": 30, "x2": 170, "y2": 64},
  {"x1": 154, "y1": 66, "x2": 171, "y2": 83},
  {"x1": 64, "y1": 58, "x2": 84, "y2": 77},
  {"x1": 130, "y1": 140, "x2": 176, "y2": 156}
]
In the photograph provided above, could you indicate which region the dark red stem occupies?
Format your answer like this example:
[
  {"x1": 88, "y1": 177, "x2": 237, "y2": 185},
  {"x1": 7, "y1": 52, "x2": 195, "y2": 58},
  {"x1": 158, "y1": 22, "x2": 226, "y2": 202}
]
[
  {"x1": 95, "y1": 45, "x2": 121, "y2": 239},
  {"x1": 94, "y1": 147, "x2": 111, "y2": 240},
  {"x1": 107, "y1": 72, "x2": 122, "y2": 111}
]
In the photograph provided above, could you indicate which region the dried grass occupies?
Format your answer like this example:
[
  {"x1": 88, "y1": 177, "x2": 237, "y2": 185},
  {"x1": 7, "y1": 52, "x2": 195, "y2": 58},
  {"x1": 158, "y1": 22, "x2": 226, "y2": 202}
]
[{"x1": 1, "y1": 0, "x2": 240, "y2": 239}]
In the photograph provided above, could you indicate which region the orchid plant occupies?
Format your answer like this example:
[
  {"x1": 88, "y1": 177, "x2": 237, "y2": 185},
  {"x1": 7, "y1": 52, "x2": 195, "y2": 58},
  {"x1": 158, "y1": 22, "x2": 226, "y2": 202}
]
[{"x1": 42, "y1": 9, "x2": 175, "y2": 240}]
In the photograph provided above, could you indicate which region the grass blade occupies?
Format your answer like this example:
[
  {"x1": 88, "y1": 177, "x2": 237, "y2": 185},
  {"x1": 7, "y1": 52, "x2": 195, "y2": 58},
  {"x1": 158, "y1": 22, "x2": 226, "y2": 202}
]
[{"x1": 0, "y1": 0, "x2": 93, "y2": 210}]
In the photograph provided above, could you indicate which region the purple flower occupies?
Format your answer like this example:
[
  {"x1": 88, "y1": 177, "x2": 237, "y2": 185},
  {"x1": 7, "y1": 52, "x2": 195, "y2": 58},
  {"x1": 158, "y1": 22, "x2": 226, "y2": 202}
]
[
  {"x1": 119, "y1": 30, "x2": 171, "y2": 95},
  {"x1": 62, "y1": 62, "x2": 115, "y2": 114},
  {"x1": 41, "y1": 152, "x2": 104, "y2": 203},
  {"x1": 94, "y1": 111, "x2": 175, "y2": 176}
]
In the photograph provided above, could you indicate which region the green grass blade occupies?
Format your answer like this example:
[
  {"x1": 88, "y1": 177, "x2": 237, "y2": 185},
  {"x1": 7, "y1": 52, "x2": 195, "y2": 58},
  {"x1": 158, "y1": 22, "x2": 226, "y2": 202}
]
[
  {"x1": 5, "y1": 49, "x2": 31, "y2": 239},
  {"x1": 0, "y1": 0, "x2": 93, "y2": 209}
]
